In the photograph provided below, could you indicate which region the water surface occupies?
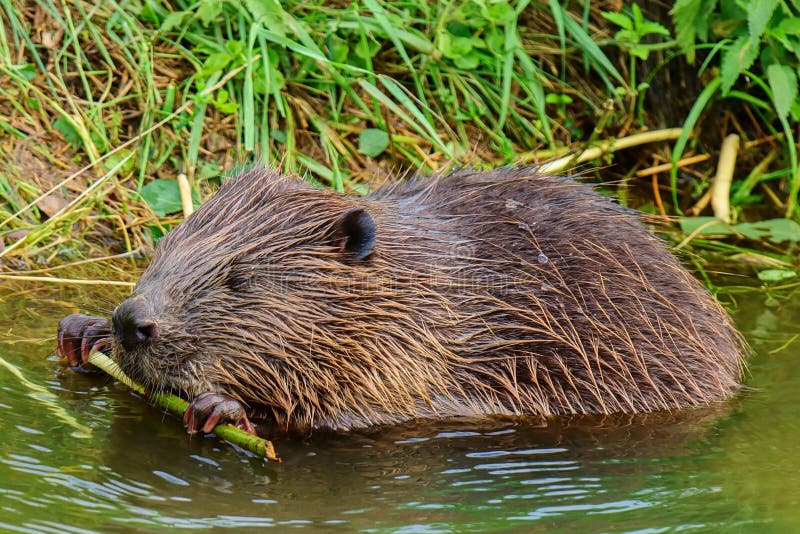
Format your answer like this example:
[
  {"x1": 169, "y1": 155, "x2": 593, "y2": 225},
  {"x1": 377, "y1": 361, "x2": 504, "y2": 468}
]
[{"x1": 1, "y1": 277, "x2": 798, "y2": 532}]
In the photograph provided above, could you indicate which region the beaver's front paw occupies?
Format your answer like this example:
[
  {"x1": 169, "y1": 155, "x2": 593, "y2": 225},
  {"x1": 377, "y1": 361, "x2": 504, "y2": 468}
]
[
  {"x1": 184, "y1": 392, "x2": 256, "y2": 435},
  {"x1": 57, "y1": 314, "x2": 112, "y2": 373}
]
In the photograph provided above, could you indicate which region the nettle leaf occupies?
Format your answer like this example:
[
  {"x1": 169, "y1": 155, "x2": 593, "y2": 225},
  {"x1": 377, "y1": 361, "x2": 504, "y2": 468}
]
[
  {"x1": 673, "y1": 0, "x2": 701, "y2": 58},
  {"x1": 358, "y1": 128, "x2": 390, "y2": 157},
  {"x1": 673, "y1": 0, "x2": 718, "y2": 61},
  {"x1": 766, "y1": 63, "x2": 799, "y2": 119},
  {"x1": 757, "y1": 269, "x2": 798, "y2": 283},
  {"x1": 720, "y1": 36, "x2": 759, "y2": 93},
  {"x1": 140, "y1": 179, "x2": 182, "y2": 216},
  {"x1": 639, "y1": 21, "x2": 671, "y2": 37},
  {"x1": 602, "y1": 11, "x2": 633, "y2": 31},
  {"x1": 747, "y1": 0, "x2": 780, "y2": 43}
]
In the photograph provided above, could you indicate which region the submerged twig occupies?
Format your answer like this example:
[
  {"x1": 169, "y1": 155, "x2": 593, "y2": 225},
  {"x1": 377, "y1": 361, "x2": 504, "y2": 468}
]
[{"x1": 87, "y1": 351, "x2": 281, "y2": 462}]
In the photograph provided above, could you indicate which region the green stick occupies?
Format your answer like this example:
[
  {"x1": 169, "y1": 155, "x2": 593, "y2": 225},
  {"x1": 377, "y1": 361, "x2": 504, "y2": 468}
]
[{"x1": 88, "y1": 351, "x2": 281, "y2": 462}]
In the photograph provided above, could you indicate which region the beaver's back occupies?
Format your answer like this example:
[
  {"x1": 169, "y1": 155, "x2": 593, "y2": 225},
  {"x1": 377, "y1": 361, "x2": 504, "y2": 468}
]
[{"x1": 370, "y1": 168, "x2": 744, "y2": 414}]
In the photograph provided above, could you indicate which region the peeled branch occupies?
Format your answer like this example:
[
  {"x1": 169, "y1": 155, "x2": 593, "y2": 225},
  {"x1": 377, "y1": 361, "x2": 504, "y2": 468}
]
[
  {"x1": 711, "y1": 134, "x2": 740, "y2": 223},
  {"x1": 88, "y1": 351, "x2": 281, "y2": 462}
]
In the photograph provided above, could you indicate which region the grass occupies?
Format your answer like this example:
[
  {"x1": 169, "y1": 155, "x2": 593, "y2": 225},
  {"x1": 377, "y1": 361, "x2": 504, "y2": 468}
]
[{"x1": 0, "y1": 1, "x2": 798, "y2": 275}]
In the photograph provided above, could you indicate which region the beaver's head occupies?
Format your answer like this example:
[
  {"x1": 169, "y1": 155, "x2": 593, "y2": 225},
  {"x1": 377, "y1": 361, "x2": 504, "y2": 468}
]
[{"x1": 111, "y1": 167, "x2": 396, "y2": 430}]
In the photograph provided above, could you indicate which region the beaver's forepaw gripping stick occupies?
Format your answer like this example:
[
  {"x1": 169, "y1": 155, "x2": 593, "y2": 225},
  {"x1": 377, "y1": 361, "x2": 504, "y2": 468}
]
[
  {"x1": 57, "y1": 314, "x2": 112, "y2": 373},
  {"x1": 184, "y1": 391, "x2": 257, "y2": 435}
]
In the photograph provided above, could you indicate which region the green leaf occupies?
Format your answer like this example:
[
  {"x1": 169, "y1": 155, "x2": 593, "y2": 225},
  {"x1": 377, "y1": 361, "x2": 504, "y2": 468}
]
[
  {"x1": 147, "y1": 223, "x2": 170, "y2": 244},
  {"x1": 13, "y1": 63, "x2": 36, "y2": 81},
  {"x1": 214, "y1": 102, "x2": 238, "y2": 114},
  {"x1": 159, "y1": 11, "x2": 189, "y2": 33},
  {"x1": 201, "y1": 52, "x2": 231, "y2": 78},
  {"x1": 102, "y1": 149, "x2": 135, "y2": 174},
  {"x1": 673, "y1": 0, "x2": 702, "y2": 59},
  {"x1": 358, "y1": 128, "x2": 390, "y2": 157},
  {"x1": 632, "y1": 3, "x2": 643, "y2": 27},
  {"x1": 271, "y1": 129, "x2": 287, "y2": 143},
  {"x1": 720, "y1": 36, "x2": 759, "y2": 93},
  {"x1": 440, "y1": 34, "x2": 476, "y2": 58},
  {"x1": 747, "y1": 0, "x2": 780, "y2": 43},
  {"x1": 454, "y1": 50, "x2": 481, "y2": 69},
  {"x1": 139, "y1": 0, "x2": 162, "y2": 24},
  {"x1": 616, "y1": 29, "x2": 640, "y2": 46},
  {"x1": 766, "y1": 63, "x2": 798, "y2": 120},
  {"x1": 197, "y1": 161, "x2": 223, "y2": 181},
  {"x1": 602, "y1": 11, "x2": 633, "y2": 31},
  {"x1": 733, "y1": 218, "x2": 800, "y2": 243},
  {"x1": 140, "y1": 179, "x2": 182, "y2": 217},
  {"x1": 630, "y1": 44, "x2": 650, "y2": 60},
  {"x1": 757, "y1": 269, "x2": 798, "y2": 282},
  {"x1": 244, "y1": 0, "x2": 287, "y2": 35},
  {"x1": 53, "y1": 116, "x2": 81, "y2": 147},
  {"x1": 197, "y1": 0, "x2": 222, "y2": 26},
  {"x1": 354, "y1": 36, "x2": 380, "y2": 60},
  {"x1": 638, "y1": 21, "x2": 671, "y2": 37},
  {"x1": 679, "y1": 216, "x2": 735, "y2": 236},
  {"x1": 546, "y1": 93, "x2": 573, "y2": 104},
  {"x1": 487, "y1": 1, "x2": 514, "y2": 24},
  {"x1": 778, "y1": 17, "x2": 800, "y2": 35},
  {"x1": 679, "y1": 217, "x2": 800, "y2": 243},
  {"x1": 673, "y1": 0, "x2": 717, "y2": 62}
]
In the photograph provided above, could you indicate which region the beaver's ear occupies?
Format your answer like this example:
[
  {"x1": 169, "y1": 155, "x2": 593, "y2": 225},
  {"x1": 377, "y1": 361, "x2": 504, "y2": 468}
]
[{"x1": 333, "y1": 208, "x2": 376, "y2": 260}]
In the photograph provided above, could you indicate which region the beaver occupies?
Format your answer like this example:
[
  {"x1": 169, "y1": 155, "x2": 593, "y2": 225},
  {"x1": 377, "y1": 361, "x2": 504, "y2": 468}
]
[{"x1": 58, "y1": 166, "x2": 745, "y2": 435}]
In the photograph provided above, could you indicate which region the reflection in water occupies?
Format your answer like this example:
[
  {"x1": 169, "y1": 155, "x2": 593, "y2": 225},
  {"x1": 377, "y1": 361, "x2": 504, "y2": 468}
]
[{"x1": 0, "y1": 279, "x2": 798, "y2": 531}]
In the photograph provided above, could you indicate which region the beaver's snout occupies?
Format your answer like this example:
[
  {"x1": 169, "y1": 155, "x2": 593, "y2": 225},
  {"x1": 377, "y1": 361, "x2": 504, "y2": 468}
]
[{"x1": 112, "y1": 296, "x2": 159, "y2": 352}]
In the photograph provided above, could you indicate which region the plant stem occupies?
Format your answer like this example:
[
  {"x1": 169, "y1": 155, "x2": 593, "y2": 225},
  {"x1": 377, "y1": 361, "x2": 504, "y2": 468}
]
[{"x1": 87, "y1": 351, "x2": 281, "y2": 462}]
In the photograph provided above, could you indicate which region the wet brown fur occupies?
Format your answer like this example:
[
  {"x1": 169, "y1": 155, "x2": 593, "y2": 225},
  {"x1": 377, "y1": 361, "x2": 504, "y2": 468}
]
[{"x1": 115, "y1": 166, "x2": 745, "y2": 432}]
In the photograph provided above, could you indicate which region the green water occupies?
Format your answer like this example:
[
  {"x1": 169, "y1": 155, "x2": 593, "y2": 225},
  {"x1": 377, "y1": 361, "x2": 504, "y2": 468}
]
[{"x1": 1, "y1": 279, "x2": 799, "y2": 533}]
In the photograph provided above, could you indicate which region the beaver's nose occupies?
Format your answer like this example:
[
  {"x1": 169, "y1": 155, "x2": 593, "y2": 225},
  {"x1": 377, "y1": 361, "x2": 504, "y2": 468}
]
[{"x1": 112, "y1": 297, "x2": 159, "y2": 352}]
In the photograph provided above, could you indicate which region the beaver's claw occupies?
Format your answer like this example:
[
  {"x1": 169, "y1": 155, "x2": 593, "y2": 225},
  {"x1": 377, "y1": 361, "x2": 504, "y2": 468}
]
[
  {"x1": 184, "y1": 392, "x2": 257, "y2": 435},
  {"x1": 57, "y1": 314, "x2": 112, "y2": 373}
]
